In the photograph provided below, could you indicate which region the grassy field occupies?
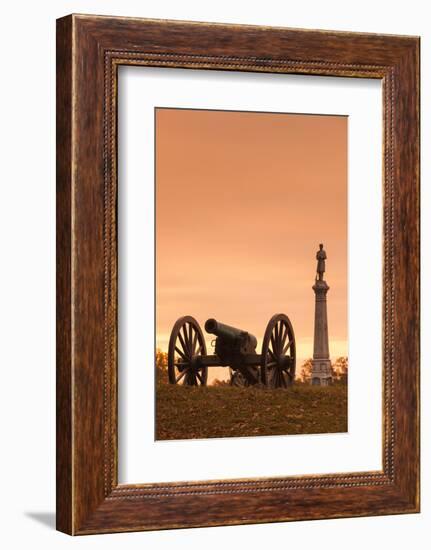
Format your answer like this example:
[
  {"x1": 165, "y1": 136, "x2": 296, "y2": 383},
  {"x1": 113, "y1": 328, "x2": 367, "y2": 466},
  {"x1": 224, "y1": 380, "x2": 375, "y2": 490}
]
[{"x1": 156, "y1": 383, "x2": 347, "y2": 440}]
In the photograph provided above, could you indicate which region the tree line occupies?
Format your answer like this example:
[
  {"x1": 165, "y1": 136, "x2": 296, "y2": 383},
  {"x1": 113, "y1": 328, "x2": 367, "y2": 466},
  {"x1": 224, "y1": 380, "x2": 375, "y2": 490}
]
[
  {"x1": 155, "y1": 349, "x2": 348, "y2": 385},
  {"x1": 299, "y1": 356, "x2": 348, "y2": 384}
]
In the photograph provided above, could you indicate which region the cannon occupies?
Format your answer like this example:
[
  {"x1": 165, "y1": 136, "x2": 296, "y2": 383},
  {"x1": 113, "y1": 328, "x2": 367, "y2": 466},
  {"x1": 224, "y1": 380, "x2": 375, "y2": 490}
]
[{"x1": 167, "y1": 313, "x2": 296, "y2": 389}]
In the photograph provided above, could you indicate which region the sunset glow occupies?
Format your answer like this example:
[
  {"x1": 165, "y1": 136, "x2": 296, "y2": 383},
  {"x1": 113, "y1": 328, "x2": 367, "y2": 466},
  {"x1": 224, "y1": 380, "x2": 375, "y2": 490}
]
[{"x1": 155, "y1": 108, "x2": 348, "y2": 381}]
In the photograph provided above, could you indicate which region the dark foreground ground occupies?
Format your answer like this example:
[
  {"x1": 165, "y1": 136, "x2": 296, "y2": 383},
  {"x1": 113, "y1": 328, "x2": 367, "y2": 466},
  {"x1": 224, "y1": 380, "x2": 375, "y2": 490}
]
[{"x1": 156, "y1": 383, "x2": 348, "y2": 440}]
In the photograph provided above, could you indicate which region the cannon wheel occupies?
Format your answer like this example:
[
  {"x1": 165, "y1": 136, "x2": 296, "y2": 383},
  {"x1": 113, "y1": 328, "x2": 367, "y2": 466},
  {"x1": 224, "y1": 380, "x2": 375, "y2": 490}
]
[
  {"x1": 261, "y1": 313, "x2": 296, "y2": 388},
  {"x1": 168, "y1": 316, "x2": 208, "y2": 386}
]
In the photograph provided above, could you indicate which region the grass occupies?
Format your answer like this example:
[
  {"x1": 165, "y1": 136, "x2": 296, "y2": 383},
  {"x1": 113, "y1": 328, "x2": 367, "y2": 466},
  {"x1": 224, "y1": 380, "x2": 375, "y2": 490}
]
[{"x1": 156, "y1": 383, "x2": 347, "y2": 440}]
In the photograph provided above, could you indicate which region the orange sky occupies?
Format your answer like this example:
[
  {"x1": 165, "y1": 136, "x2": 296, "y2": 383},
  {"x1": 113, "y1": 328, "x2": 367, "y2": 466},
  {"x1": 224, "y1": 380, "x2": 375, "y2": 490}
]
[{"x1": 156, "y1": 108, "x2": 347, "y2": 381}]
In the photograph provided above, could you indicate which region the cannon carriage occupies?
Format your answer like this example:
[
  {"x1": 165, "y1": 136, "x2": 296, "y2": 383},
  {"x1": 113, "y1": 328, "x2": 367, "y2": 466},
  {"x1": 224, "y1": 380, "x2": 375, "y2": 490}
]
[{"x1": 167, "y1": 314, "x2": 296, "y2": 389}]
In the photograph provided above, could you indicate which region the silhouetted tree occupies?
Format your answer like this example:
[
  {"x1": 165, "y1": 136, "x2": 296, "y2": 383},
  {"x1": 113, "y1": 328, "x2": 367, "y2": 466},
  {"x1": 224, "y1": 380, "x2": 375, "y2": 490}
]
[
  {"x1": 156, "y1": 349, "x2": 169, "y2": 385},
  {"x1": 332, "y1": 356, "x2": 348, "y2": 384},
  {"x1": 300, "y1": 358, "x2": 313, "y2": 383}
]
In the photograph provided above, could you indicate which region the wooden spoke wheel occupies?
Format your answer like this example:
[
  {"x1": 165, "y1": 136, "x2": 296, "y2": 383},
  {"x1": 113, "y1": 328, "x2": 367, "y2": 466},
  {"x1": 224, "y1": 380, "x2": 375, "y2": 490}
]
[
  {"x1": 261, "y1": 313, "x2": 296, "y2": 388},
  {"x1": 168, "y1": 316, "x2": 208, "y2": 386}
]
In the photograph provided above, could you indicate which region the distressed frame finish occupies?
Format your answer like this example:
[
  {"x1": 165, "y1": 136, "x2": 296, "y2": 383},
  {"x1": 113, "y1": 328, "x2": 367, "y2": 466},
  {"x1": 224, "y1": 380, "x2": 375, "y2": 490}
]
[{"x1": 56, "y1": 14, "x2": 420, "y2": 535}]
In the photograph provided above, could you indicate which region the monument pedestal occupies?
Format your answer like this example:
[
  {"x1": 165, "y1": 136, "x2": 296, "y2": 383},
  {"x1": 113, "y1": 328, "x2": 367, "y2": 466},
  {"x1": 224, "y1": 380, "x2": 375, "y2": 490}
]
[
  {"x1": 311, "y1": 359, "x2": 332, "y2": 386},
  {"x1": 311, "y1": 278, "x2": 333, "y2": 386}
]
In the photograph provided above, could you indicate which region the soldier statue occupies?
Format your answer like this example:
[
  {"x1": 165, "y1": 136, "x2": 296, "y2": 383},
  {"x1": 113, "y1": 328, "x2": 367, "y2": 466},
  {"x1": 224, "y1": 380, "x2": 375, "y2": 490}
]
[{"x1": 316, "y1": 243, "x2": 327, "y2": 281}]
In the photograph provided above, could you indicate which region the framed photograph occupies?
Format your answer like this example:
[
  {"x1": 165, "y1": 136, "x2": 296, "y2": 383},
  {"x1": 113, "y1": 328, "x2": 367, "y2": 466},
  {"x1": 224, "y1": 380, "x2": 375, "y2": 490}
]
[{"x1": 56, "y1": 14, "x2": 420, "y2": 534}]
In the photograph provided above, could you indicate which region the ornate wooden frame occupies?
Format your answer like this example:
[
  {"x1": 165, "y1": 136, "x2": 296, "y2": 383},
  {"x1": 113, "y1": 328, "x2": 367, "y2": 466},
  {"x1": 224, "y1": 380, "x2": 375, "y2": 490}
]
[{"x1": 56, "y1": 14, "x2": 420, "y2": 534}]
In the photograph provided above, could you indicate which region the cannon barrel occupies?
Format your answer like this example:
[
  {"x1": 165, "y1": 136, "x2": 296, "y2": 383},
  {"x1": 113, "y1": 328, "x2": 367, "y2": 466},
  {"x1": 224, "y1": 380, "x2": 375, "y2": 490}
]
[
  {"x1": 205, "y1": 318, "x2": 245, "y2": 340},
  {"x1": 205, "y1": 318, "x2": 257, "y2": 348},
  {"x1": 205, "y1": 318, "x2": 258, "y2": 381}
]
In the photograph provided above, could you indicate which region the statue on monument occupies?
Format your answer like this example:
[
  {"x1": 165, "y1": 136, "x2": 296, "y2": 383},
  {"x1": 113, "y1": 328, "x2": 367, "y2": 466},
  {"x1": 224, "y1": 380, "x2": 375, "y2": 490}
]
[
  {"x1": 316, "y1": 243, "x2": 327, "y2": 281},
  {"x1": 311, "y1": 242, "x2": 332, "y2": 385}
]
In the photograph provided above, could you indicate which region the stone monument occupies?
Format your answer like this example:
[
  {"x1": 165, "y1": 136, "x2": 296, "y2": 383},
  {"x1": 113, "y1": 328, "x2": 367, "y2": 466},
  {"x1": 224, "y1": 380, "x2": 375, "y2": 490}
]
[{"x1": 311, "y1": 244, "x2": 333, "y2": 385}]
